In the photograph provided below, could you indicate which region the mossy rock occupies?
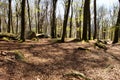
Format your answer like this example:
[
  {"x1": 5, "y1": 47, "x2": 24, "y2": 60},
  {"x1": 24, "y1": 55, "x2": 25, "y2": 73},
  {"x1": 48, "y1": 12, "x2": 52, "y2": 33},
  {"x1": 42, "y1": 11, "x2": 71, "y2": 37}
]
[
  {"x1": 0, "y1": 33, "x2": 18, "y2": 40},
  {"x1": 26, "y1": 31, "x2": 36, "y2": 39}
]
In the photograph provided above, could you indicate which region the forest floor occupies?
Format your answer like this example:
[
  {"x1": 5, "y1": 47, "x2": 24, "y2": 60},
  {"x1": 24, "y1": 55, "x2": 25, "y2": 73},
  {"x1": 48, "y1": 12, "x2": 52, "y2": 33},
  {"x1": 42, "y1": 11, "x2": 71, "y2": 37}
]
[{"x1": 0, "y1": 39, "x2": 120, "y2": 80}]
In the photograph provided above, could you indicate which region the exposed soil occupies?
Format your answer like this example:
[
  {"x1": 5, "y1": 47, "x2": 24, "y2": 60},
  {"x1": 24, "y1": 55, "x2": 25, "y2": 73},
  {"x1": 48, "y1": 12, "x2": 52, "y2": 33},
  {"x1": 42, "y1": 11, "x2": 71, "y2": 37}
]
[{"x1": 0, "y1": 39, "x2": 120, "y2": 80}]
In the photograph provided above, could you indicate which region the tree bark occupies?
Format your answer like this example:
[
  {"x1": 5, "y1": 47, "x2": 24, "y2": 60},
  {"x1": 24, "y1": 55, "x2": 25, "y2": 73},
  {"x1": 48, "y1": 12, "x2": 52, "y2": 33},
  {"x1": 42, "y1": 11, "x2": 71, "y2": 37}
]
[
  {"x1": 8, "y1": 0, "x2": 11, "y2": 33},
  {"x1": 88, "y1": 0, "x2": 91, "y2": 40},
  {"x1": 69, "y1": 0, "x2": 73, "y2": 38},
  {"x1": 51, "y1": 0, "x2": 58, "y2": 38},
  {"x1": 37, "y1": 0, "x2": 41, "y2": 33},
  {"x1": 16, "y1": 2, "x2": 19, "y2": 34},
  {"x1": 20, "y1": 0, "x2": 26, "y2": 42},
  {"x1": 113, "y1": 0, "x2": 120, "y2": 43},
  {"x1": 82, "y1": 0, "x2": 90, "y2": 41},
  {"x1": 27, "y1": 0, "x2": 31, "y2": 31},
  {"x1": 61, "y1": 0, "x2": 71, "y2": 42},
  {"x1": 93, "y1": 0, "x2": 97, "y2": 39}
]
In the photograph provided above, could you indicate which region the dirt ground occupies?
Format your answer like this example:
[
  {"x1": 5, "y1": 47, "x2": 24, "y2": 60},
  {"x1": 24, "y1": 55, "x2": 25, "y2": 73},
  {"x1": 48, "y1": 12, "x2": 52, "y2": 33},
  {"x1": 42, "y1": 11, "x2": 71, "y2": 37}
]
[{"x1": 0, "y1": 39, "x2": 120, "y2": 80}]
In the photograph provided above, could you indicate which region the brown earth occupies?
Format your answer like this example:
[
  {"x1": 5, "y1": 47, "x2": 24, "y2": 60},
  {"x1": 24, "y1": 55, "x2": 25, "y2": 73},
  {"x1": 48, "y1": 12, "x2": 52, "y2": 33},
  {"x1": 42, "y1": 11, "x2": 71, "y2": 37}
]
[{"x1": 0, "y1": 39, "x2": 120, "y2": 80}]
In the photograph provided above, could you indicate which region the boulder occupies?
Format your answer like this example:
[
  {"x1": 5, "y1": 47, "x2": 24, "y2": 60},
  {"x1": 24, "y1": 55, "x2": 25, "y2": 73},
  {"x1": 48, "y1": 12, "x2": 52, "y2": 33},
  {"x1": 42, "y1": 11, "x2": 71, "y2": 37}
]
[{"x1": 26, "y1": 31, "x2": 36, "y2": 39}]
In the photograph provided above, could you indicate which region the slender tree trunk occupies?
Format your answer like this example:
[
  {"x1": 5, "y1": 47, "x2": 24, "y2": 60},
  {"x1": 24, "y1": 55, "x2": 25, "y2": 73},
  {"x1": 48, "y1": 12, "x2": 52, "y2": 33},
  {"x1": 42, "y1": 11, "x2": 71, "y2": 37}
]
[
  {"x1": 69, "y1": 0, "x2": 73, "y2": 38},
  {"x1": 11, "y1": 9, "x2": 14, "y2": 33},
  {"x1": 79, "y1": 10, "x2": 82, "y2": 40},
  {"x1": 27, "y1": 0, "x2": 31, "y2": 31},
  {"x1": 20, "y1": 0, "x2": 26, "y2": 42},
  {"x1": 88, "y1": 2, "x2": 91, "y2": 40},
  {"x1": 44, "y1": 1, "x2": 48, "y2": 34},
  {"x1": 93, "y1": 0, "x2": 97, "y2": 39},
  {"x1": 8, "y1": 0, "x2": 11, "y2": 33},
  {"x1": 78, "y1": 0, "x2": 84, "y2": 40},
  {"x1": 16, "y1": 3, "x2": 19, "y2": 34},
  {"x1": 61, "y1": 0, "x2": 71, "y2": 42},
  {"x1": 35, "y1": 13, "x2": 38, "y2": 33},
  {"x1": 75, "y1": 13, "x2": 79, "y2": 38},
  {"x1": 0, "y1": 16, "x2": 1, "y2": 32},
  {"x1": 113, "y1": 0, "x2": 120, "y2": 43},
  {"x1": 37, "y1": 0, "x2": 41, "y2": 33},
  {"x1": 34, "y1": 0, "x2": 38, "y2": 33}
]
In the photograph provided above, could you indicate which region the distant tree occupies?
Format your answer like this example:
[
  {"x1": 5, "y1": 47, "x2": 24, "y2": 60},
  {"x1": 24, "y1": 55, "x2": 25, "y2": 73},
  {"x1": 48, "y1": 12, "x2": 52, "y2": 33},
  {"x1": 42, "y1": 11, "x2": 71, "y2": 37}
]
[
  {"x1": 44, "y1": 0, "x2": 49, "y2": 34},
  {"x1": 51, "y1": 0, "x2": 58, "y2": 38},
  {"x1": 75, "y1": 4, "x2": 79, "y2": 39},
  {"x1": 20, "y1": 0, "x2": 26, "y2": 42},
  {"x1": 78, "y1": 0, "x2": 84, "y2": 40},
  {"x1": 61, "y1": 0, "x2": 71, "y2": 42},
  {"x1": 113, "y1": 0, "x2": 120, "y2": 43},
  {"x1": 27, "y1": 0, "x2": 31, "y2": 31},
  {"x1": 37, "y1": 0, "x2": 41, "y2": 33},
  {"x1": 15, "y1": 0, "x2": 19, "y2": 34}
]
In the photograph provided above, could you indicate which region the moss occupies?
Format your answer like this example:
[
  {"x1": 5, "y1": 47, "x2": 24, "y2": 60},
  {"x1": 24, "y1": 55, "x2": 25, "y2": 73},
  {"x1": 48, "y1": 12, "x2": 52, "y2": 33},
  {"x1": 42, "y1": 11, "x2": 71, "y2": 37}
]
[
  {"x1": 31, "y1": 38, "x2": 38, "y2": 41},
  {"x1": 14, "y1": 50, "x2": 25, "y2": 61},
  {"x1": 2, "y1": 37, "x2": 10, "y2": 42}
]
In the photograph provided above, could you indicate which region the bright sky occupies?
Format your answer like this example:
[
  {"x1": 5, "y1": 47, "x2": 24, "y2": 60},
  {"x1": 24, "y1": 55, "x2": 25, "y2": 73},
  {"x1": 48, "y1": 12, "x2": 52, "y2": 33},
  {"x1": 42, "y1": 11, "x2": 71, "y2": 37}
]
[
  {"x1": 57, "y1": 0, "x2": 119, "y2": 17},
  {"x1": 97, "y1": 0, "x2": 118, "y2": 8}
]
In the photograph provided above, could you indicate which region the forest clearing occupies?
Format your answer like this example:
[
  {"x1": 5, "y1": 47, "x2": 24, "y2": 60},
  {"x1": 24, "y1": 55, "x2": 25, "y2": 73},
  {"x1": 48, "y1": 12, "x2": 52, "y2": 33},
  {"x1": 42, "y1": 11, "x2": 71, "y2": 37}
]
[
  {"x1": 0, "y1": 0, "x2": 120, "y2": 80},
  {"x1": 0, "y1": 39, "x2": 120, "y2": 80}
]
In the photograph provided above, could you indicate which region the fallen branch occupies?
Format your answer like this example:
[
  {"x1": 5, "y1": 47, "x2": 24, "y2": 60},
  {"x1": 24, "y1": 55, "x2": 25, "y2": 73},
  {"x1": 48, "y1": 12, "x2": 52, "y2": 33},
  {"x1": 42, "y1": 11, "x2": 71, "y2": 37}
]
[
  {"x1": 63, "y1": 71, "x2": 92, "y2": 80},
  {"x1": 94, "y1": 42, "x2": 107, "y2": 51}
]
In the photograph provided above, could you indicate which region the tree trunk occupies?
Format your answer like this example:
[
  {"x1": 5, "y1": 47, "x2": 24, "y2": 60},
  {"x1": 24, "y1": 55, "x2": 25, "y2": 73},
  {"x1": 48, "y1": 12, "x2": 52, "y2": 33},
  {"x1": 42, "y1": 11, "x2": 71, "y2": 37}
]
[
  {"x1": 27, "y1": 0, "x2": 31, "y2": 31},
  {"x1": 113, "y1": 0, "x2": 120, "y2": 43},
  {"x1": 20, "y1": 0, "x2": 26, "y2": 42},
  {"x1": 93, "y1": 0, "x2": 97, "y2": 39},
  {"x1": 82, "y1": 0, "x2": 90, "y2": 41},
  {"x1": 75, "y1": 13, "x2": 79, "y2": 38},
  {"x1": 88, "y1": 0, "x2": 91, "y2": 40},
  {"x1": 44, "y1": 1, "x2": 49, "y2": 34},
  {"x1": 69, "y1": 0, "x2": 73, "y2": 38},
  {"x1": 11, "y1": 9, "x2": 14, "y2": 33},
  {"x1": 0, "y1": 16, "x2": 1, "y2": 32},
  {"x1": 37, "y1": 0, "x2": 41, "y2": 33},
  {"x1": 61, "y1": 0, "x2": 71, "y2": 42},
  {"x1": 51, "y1": 0, "x2": 58, "y2": 38},
  {"x1": 16, "y1": 2, "x2": 19, "y2": 34},
  {"x1": 8, "y1": 0, "x2": 11, "y2": 33}
]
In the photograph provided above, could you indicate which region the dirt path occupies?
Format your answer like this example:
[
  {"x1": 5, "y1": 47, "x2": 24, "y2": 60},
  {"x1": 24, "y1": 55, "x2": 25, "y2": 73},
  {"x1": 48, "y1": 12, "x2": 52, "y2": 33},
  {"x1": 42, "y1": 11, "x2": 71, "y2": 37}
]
[{"x1": 0, "y1": 39, "x2": 120, "y2": 80}]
